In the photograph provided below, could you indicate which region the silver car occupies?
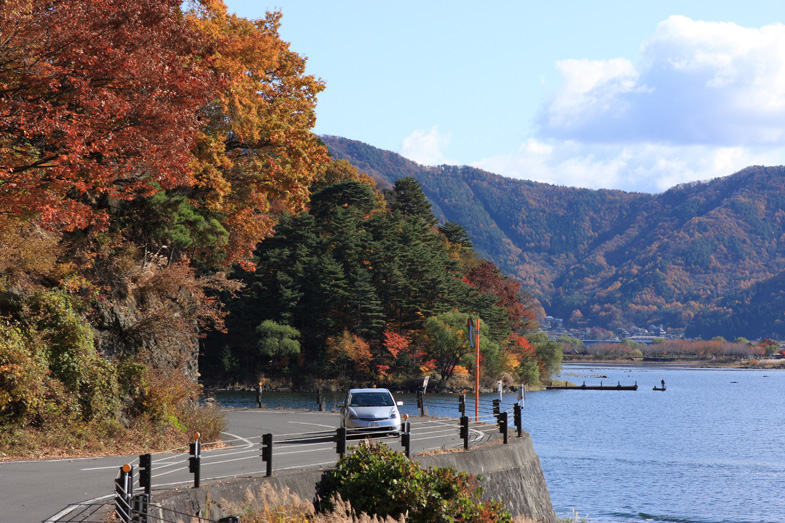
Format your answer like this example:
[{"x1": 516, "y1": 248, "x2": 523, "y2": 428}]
[{"x1": 340, "y1": 388, "x2": 403, "y2": 434}]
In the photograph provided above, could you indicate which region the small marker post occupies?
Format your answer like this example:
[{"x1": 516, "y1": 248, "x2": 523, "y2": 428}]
[{"x1": 189, "y1": 432, "x2": 201, "y2": 488}]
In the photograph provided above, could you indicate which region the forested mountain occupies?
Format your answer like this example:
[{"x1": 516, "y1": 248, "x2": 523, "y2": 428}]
[{"x1": 323, "y1": 135, "x2": 785, "y2": 339}]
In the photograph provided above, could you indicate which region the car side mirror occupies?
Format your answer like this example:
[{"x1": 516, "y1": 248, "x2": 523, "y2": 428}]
[{"x1": 397, "y1": 401, "x2": 403, "y2": 406}]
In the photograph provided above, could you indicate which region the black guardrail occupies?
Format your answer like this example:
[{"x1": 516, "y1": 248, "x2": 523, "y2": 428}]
[{"x1": 50, "y1": 387, "x2": 527, "y2": 523}]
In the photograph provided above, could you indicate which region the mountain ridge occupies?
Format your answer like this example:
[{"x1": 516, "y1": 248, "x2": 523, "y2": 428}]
[{"x1": 322, "y1": 135, "x2": 785, "y2": 339}]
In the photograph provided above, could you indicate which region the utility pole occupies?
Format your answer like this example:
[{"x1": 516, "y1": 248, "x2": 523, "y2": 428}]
[{"x1": 467, "y1": 316, "x2": 480, "y2": 422}]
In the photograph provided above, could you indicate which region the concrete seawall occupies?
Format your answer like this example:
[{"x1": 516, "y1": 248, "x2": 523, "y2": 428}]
[
  {"x1": 153, "y1": 432, "x2": 556, "y2": 522},
  {"x1": 417, "y1": 433, "x2": 556, "y2": 522}
]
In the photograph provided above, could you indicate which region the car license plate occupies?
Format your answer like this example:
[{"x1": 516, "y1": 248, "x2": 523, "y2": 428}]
[{"x1": 368, "y1": 422, "x2": 379, "y2": 427}]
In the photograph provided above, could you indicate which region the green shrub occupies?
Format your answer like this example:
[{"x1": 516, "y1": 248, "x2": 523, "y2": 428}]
[
  {"x1": 0, "y1": 321, "x2": 50, "y2": 425},
  {"x1": 25, "y1": 290, "x2": 119, "y2": 422},
  {"x1": 516, "y1": 358, "x2": 541, "y2": 386},
  {"x1": 0, "y1": 288, "x2": 225, "y2": 457},
  {"x1": 319, "y1": 442, "x2": 511, "y2": 523}
]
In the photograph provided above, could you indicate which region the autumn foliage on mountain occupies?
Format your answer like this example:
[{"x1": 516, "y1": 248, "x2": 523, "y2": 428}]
[{"x1": 323, "y1": 136, "x2": 785, "y2": 340}]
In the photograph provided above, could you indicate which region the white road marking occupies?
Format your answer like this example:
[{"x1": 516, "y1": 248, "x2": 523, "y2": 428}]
[
  {"x1": 222, "y1": 431, "x2": 254, "y2": 448},
  {"x1": 288, "y1": 421, "x2": 336, "y2": 429},
  {"x1": 81, "y1": 464, "x2": 127, "y2": 471}
]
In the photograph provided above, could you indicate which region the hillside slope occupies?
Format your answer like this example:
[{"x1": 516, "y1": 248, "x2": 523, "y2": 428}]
[{"x1": 323, "y1": 135, "x2": 785, "y2": 338}]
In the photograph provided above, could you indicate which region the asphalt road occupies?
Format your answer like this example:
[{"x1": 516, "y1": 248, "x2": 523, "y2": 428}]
[{"x1": 1, "y1": 408, "x2": 496, "y2": 522}]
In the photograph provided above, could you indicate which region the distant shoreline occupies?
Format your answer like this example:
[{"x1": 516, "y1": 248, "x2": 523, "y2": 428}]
[{"x1": 562, "y1": 356, "x2": 785, "y2": 369}]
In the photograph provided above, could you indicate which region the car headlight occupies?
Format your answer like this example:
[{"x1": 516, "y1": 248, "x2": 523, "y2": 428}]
[
  {"x1": 348, "y1": 410, "x2": 358, "y2": 420},
  {"x1": 390, "y1": 411, "x2": 398, "y2": 419}
]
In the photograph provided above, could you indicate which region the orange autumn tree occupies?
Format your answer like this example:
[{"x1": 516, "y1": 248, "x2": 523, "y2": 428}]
[
  {"x1": 383, "y1": 329, "x2": 410, "y2": 375},
  {"x1": 0, "y1": 0, "x2": 216, "y2": 231},
  {"x1": 327, "y1": 330, "x2": 373, "y2": 380},
  {"x1": 186, "y1": 2, "x2": 329, "y2": 268},
  {"x1": 508, "y1": 333, "x2": 541, "y2": 385},
  {"x1": 383, "y1": 330, "x2": 409, "y2": 359}
]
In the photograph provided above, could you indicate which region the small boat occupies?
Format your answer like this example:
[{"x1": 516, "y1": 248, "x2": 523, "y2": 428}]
[{"x1": 653, "y1": 380, "x2": 666, "y2": 391}]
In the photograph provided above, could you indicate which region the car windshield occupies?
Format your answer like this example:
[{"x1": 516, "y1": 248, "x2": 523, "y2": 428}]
[{"x1": 348, "y1": 392, "x2": 394, "y2": 407}]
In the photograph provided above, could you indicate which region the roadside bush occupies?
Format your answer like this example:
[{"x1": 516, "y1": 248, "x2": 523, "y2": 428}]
[
  {"x1": 116, "y1": 356, "x2": 224, "y2": 443},
  {"x1": 319, "y1": 442, "x2": 511, "y2": 523}
]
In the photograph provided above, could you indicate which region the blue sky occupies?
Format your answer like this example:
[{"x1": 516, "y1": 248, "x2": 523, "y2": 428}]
[{"x1": 224, "y1": 1, "x2": 785, "y2": 193}]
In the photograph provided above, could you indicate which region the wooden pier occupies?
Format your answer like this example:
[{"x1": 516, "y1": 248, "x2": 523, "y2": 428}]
[{"x1": 546, "y1": 381, "x2": 638, "y2": 391}]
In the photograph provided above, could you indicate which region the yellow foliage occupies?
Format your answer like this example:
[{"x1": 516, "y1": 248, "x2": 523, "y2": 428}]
[
  {"x1": 452, "y1": 365, "x2": 470, "y2": 376},
  {"x1": 186, "y1": 4, "x2": 329, "y2": 268},
  {"x1": 502, "y1": 353, "x2": 521, "y2": 372},
  {"x1": 0, "y1": 219, "x2": 61, "y2": 288}
]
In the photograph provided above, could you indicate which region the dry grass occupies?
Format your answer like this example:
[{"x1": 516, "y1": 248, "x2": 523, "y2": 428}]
[
  {"x1": 225, "y1": 484, "x2": 548, "y2": 523},
  {"x1": 742, "y1": 359, "x2": 785, "y2": 369},
  {"x1": 229, "y1": 484, "x2": 404, "y2": 523}
]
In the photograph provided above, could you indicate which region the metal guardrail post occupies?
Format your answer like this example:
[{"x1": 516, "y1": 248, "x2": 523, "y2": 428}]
[
  {"x1": 499, "y1": 411, "x2": 508, "y2": 444},
  {"x1": 138, "y1": 453, "x2": 152, "y2": 496},
  {"x1": 492, "y1": 399, "x2": 500, "y2": 417},
  {"x1": 261, "y1": 432, "x2": 274, "y2": 477},
  {"x1": 518, "y1": 384, "x2": 525, "y2": 406},
  {"x1": 401, "y1": 421, "x2": 411, "y2": 458},
  {"x1": 115, "y1": 464, "x2": 133, "y2": 523},
  {"x1": 417, "y1": 390, "x2": 424, "y2": 416},
  {"x1": 459, "y1": 416, "x2": 469, "y2": 450},
  {"x1": 458, "y1": 393, "x2": 466, "y2": 416},
  {"x1": 189, "y1": 433, "x2": 201, "y2": 488},
  {"x1": 514, "y1": 402, "x2": 522, "y2": 437},
  {"x1": 132, "y1": 493, "x2": 149, "y2": 523},
  {"x1": 336, "y1": 427, "x2": 347, "y2": 458}
]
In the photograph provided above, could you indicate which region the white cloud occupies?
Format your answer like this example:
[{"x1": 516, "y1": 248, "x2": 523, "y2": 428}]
[
  {"x1": 474, "y1": 141, "x2": 785, "y2": 194},
  {"x1": 483, "y1": 16, "x2": 785, "y2": 193},
  {"x1": 539, "y1": 16, "x2": 785, "y2": 146},
  {"x1": 522, "y1": 138, "x2": 553, "y2": 155},
  {"x1": 399, "y1": 126, "x2": 451, "y2": 165}
]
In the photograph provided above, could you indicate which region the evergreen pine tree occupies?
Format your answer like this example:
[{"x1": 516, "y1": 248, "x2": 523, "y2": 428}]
[{"x1": 387, "y1": 177, "x2": 438, "y2": 226}]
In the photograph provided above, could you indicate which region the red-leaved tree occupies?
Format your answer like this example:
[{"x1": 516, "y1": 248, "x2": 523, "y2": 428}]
[
  {"x1": 0, "y1": 0, "x2": 216, "y2": 231},
  {"x1": 467, "y1": 260, "x2": 538, "y2": 331}
]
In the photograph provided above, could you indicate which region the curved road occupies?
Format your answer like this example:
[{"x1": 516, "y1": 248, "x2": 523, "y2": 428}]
[{"x1": 1, "y1": 408, "x2": 496, "y2": 522}]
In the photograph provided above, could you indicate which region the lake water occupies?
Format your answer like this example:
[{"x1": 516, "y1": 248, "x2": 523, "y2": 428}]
[
  {"x1": 530, "y1": 364, "x2": 785, "y2": 523},
  {"x1": 212, "y1": 364, "x2": 785, "y2": 523}
]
